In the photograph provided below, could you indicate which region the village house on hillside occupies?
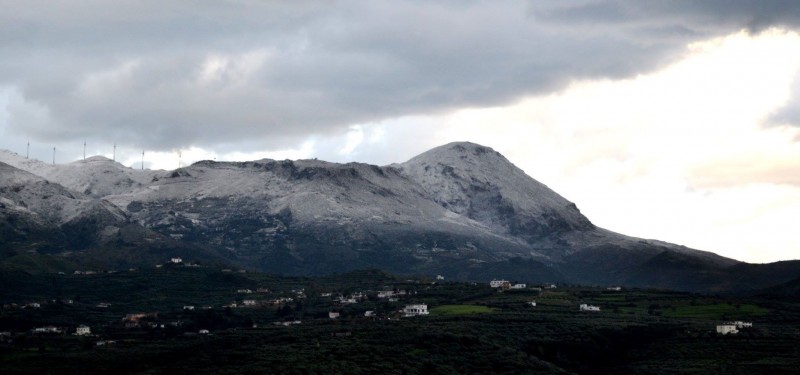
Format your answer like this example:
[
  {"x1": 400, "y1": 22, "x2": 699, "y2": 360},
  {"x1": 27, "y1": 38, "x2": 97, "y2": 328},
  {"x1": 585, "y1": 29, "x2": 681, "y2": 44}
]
[
  {"x1": 75, "y1": 325, "x2": 91, "y2": 336},
  {"x1": 377, "y1": 290, "x2": 406, "y2": 299},
  {"x1": 403, "y1": 304, "x2": 429, "y2": 317},
  {"x1": 716, "y1": 324, "x2": 738, "y2": 335},
  {"x1": 33, "y1": 326, "x2": 62, "y2": 334},
  {"x1": 579, "y1": 304, "x2": 600, "y2": 312},
  {"x1": 490, "y1": 279, "x2": 510, "y2": 289}
]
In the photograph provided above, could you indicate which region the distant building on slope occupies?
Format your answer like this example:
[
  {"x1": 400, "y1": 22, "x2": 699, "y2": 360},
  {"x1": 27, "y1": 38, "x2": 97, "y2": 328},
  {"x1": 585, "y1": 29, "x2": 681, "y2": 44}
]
[
  {"x1": 728, "y1": 321, "x2": 753, "y2": 329},
  {"x1": 75, "y1": 325, "x2": 91, "y2": 336},
  {"x1": 490, "y1": 280, "x2": 510, "y2": 289},
  {"x1": 403, "y1": 304, "x2": 429, "y2": 317},
  {"x1": 716, "y1": 324, "x2": 739, "y2": 335},
  {"x1": 579, "y1": 304, "x2": 600, "y2": 312}
]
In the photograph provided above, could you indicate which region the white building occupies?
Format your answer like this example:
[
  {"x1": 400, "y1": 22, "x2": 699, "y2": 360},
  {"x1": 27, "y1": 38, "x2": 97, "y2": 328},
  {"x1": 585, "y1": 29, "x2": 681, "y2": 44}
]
[
  {"x1": 490, "y1": 280, "x2": 510, "y2": 288},
  {"x1": 530, "y1": 301, "x2": 537, "y2": 307},
  {"x1": 75, "y1": 325, "x2": 91, "y2": 336},
  {"x1": 33, "y1": 326, "x2": 62, "y2": 334},
  {"x1": 364, "y1": 311, "x2": 376, "y2": 318},
  {"x1": 511, "y1": 283, "x2": 527, "y2": 289},
  {"x1": 436, "y1": 275, "x2": 445, "y2": 280},
  {"x1": 378, "y1": 290, "x2": 406, "y2": 299},
  {"x1": 579, "y1": 304, "x2": 600, "y2": 312},
  {"x1": 403, "y1": 304, "x2": 429, "y2": 317},
  {"x1": 199, "y1": 329, "x2": 210, "y2": 335},
  {"x1": 242, "y1": 300, "x2": 257, "y2": 306},
  {"x1": 183, "y1": 306, "x2": 195, "y2": 311},
  {"x1": 329, "y1": 312, "x2": 340, "y2": 319},
  {"x1": 716, "y1": 324, "x2": 739, "y2": 335},
  {"x1": 729, "y1": 321, "x2": 753, "y2": 328},
  {"x1": 170, "y1": 257, "x2": 183, "y2": 264}
]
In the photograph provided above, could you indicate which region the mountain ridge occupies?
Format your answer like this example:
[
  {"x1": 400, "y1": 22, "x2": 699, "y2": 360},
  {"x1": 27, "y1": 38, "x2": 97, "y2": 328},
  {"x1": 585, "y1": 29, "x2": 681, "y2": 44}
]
[{"x1": 0, "y1": 143, "x2": 796, "y2": 292}]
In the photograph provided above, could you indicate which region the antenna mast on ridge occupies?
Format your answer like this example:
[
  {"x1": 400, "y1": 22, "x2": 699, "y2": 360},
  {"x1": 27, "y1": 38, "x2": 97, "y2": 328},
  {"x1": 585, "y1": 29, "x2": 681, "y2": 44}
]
[
  {"x1": 141, "y1": 150, "x2": 144, "y2": 170},
  {"x1": 26, "y1": 141, "x2": 29, "y2": 159},
  {"x1": 83, "y1": 140, "x2": 86, "y2": 161},
  {"x1": 52, "y1": 147, "x2": 56, "y2": 165},
  {"x1": 178, "y1": 151, "x2": 182, "y2": 169},
  {"x1": 113, "y1": 143, "x2": 116, "y2": 162}
]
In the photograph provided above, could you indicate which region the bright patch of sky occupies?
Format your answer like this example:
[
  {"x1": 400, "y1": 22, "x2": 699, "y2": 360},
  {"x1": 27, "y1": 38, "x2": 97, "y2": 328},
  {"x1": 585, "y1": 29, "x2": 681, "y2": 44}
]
[{"x1": 336, "y1": 29, "x2": 800, "y2": 263}]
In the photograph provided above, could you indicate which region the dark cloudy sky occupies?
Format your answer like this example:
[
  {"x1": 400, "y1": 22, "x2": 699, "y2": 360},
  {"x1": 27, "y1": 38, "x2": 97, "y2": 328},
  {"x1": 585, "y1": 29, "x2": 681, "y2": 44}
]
[{"x1": 2, "y1": 1, "x2": 800, "y2": 263}]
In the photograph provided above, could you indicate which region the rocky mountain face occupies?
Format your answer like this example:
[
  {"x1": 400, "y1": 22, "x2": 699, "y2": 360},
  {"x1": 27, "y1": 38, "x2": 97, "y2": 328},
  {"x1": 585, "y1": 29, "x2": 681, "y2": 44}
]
[{"x1": 1, "y1": 143, "x2": 798, "y2": 292}]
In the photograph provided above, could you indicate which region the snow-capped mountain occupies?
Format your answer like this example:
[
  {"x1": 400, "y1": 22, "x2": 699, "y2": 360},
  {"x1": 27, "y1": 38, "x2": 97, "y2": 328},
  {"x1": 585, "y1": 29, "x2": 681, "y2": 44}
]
[{"x1": 1, "y1": 143, "x2": 798, "y2": 292}]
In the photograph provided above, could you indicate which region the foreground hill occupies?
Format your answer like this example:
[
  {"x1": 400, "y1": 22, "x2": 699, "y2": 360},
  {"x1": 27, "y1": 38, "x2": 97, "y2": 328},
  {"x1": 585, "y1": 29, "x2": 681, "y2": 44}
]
[{"x1": 1, "y1": 143, "x2": 798, "y2": 292}]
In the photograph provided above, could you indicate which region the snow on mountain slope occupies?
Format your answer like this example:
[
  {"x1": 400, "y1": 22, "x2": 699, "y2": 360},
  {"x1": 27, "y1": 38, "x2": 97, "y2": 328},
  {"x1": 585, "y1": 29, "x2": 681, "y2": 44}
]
[
  {"x1": 1, "y1": 143, "x2": 754, "y2": 290},
  {"x1": 399, "y1": 142, "x2": 593, "y2": 240},
  {"x1": 0, "y1": 161, "x2": 86, "y2": 224},
  {"x1": 0, "y1": 150, "x2": 159, "y2": 198}
]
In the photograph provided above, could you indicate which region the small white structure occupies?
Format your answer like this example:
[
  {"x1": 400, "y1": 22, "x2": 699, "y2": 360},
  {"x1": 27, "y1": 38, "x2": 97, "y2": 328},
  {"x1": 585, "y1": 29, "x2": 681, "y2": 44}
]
[
  {"x1": 544, "y1": 284, "x2": 557, "y2": 289},
  {"x1": 75, "y1": 325, "x2": 91, "y2": 336},
  {"x1": 403, "y1": 304, "x2": 429, "y2": 317},
  {"x1": 320, "y1": 292, "x2": 332, "y2": 297},
  {"x1": 199, "y1": 329, "x2": 210, "y2": 335},
  {"x1": 33, "y1": 326, "x2": 62, "y2": 334},
  {"x1": 378, "y1": 290, "x2": 406, "y2": 299},
  {"x1": 511, "y1": 283, "x2": 527, "y2": 289},
  {"x1": 242, "y1": 300, "x2": 257, "y2": 306},
  {"x1": 170, "y1": 257, "x2": 183, "y2": 264},
  {"x1": 436, "y1": 275, "x2": 445, "y2": 280},
  {"x1": 237, "y1": 289, "x2": 253, "y2": 294},
  {"x1": 729, "y1": 321, "x2": 753, "y2": 329},
  {"x1": 490, "y1": 279, "x2": 510, "y2": 289},
  {"x1": 329, "y1": 312, "x2": 340, "y2": 319},
  {"x1": 183, "y1": 305, "x2": 195, "y2": 311},
  {"x1": 716, "y1": 324, "x2": 739, "y2": 335},
  {"x1": 364, "y1": 310, "x2": 376, "y2": 318},
  {"x1": 530, "y1": 301, "x2": 537, "y2": 307},
  {"x1": 606, "y1": 286, "x2": 622, "y2": 291},
  {"x1": 579, "y1": 304, "x2": 600, "y2": 312}
]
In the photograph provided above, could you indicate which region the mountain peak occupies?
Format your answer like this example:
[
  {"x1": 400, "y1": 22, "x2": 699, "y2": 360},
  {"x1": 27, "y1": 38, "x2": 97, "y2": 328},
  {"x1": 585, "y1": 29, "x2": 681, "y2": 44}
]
[
  {"x1": 401, "y1": 142, "x2": 594, "y2": 240},
  {"x1": 79, "y1": 155, "x2": 115, "y2": 164},
  {"x1": 404, "y1": 141, "x2": 506, "y2": 166}
]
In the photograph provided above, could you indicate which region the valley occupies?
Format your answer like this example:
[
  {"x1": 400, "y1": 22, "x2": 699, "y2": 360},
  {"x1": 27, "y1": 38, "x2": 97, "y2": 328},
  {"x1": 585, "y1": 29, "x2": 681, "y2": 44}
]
[{"x1": 2, "y1": 267, "x2": 799, "y2": 374}]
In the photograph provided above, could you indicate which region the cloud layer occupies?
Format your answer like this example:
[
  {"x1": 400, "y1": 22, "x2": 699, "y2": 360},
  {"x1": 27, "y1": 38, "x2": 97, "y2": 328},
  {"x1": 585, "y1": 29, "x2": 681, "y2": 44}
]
[{"x1": 3, "y1": 1, "x2": 800, "y2": 153}]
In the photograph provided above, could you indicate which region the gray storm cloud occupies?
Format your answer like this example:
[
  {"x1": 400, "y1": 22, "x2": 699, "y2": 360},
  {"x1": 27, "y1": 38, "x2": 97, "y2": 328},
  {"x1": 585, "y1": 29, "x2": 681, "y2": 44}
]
[{"x1": 2, "y1": 0, "x2": 800, "y2": 154}]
